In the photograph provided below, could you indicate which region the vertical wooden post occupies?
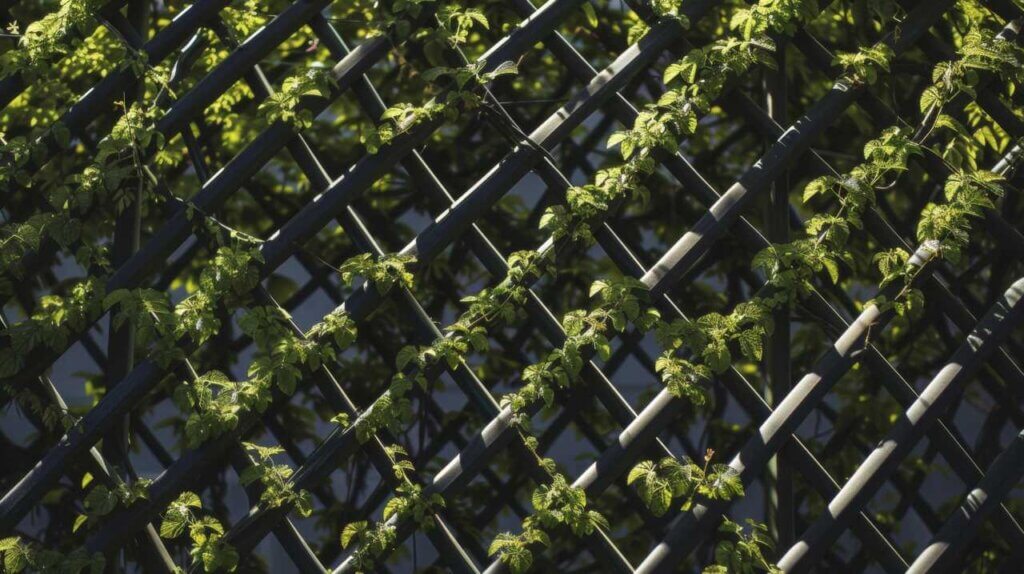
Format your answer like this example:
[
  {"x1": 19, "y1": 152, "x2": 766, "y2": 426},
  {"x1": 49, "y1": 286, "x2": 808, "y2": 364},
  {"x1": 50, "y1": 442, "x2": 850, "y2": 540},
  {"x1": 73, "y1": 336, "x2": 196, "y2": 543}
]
[
  {"x1": 104, "y1": 2, "x2": 150, "y2": 572},
  {"x1": 764, "y1": 35, "x2": 794, "y2": 550}
]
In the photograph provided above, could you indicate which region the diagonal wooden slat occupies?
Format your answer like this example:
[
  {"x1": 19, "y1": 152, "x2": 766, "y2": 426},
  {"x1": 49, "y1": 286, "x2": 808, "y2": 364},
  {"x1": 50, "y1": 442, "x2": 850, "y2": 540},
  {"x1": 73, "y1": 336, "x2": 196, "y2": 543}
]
[{"x1": 776, "y1": 277, "x2": 1024, "y2": 572}]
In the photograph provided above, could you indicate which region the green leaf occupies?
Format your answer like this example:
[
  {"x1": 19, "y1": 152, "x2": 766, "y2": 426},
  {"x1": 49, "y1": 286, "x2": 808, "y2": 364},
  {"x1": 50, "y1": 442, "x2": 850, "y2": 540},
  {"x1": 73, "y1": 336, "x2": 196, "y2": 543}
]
[
  {"x1": 736, "y1": 329, "x2": 763, "y2": 362},
  {"x1": 1, "y1": 537, "x2": 28, "y2": 573},
  {"x1": 160, "y1": 516, "x2": 186, "y2": 539},
  {"x1": 383, "y1": 496, "x2": 404, "y2": 521},
  {"x1": 488, "y1": 60, "x2": 519, "y2": 79},
  {"x1": 238, "y1": 465, "x2": 263, "y2": 487},
  {"x1": 802, "y1": 176, "x2": 829, "y2": 203},
  {"x1": 396, "y1": 345, "x2": 420, "y2": 370},
  {"x1": 821, "y1": 257, "x2": 840, "y2": 284},
  {"x1": 919, "y1": 85, "x2": 942, "y2": 114},
  {"x1": 703, "y1": 342, "x2": 732, "y2": 374},
  {"x1": 341, "y1": 521, "x2": 368, "y2": 548},
  {"x1": 582, "y1": 3, "x2": 599, "y2": 28},
  {"x1": 84, "y1": 485, "x2": 118, "y2": 517},
  {"x1": 52, "y1": 122, "x2": 72, "y2": 149},
  {"x1": 490, "y1": 536, "x2": 533, "y2": 574}
]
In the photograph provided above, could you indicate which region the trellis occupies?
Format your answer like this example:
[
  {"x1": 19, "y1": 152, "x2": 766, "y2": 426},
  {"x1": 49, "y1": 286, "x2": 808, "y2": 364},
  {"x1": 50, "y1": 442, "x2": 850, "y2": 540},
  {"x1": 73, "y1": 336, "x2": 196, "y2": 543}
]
[{"x1": 1, "y1": 0, "x2": 1024, "y2": 572}]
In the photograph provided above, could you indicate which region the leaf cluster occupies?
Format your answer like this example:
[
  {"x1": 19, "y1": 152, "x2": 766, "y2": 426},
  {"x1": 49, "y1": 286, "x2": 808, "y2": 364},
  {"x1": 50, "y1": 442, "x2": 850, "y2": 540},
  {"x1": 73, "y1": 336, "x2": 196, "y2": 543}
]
[
  {"x1": 0, "y1": 0, "x2": 102, "y2": 80},
  {"x1": 258, "y1": 68, "x2": 335, "y2": 130},
  {"x1": 240, "y1": 442, "x2": 313, "y2": 517},
  {"x1": 74, "y1": 476, "x2": 152, "y2": 533},
  {"x1": 503, "y1": 278, "x2": 658, "y2": 415},
  {"x1": 0, "y1": 536, "x2": 104, "y2": 574},
  {"x1": 159, "y1": 491, "x2": 238, "y2": 572},
  {"x1": 340, "y1": 444, "x2": 442, "y2": 571},
  {"x1": 703, "y1": 519, "x2": 782, "y2": 574},
  {"x1": 338, "y1": 252, "x2": 416, "y2": 295},
  {"x1": 627, "y1": 454, "x2": 743, "y2": 515},
  {"x1": 656, "y1": 300, "x2": 772, "y2": 375},
  {"x1": 488, "y1": 474, "x2": 607, "y2": 574}
]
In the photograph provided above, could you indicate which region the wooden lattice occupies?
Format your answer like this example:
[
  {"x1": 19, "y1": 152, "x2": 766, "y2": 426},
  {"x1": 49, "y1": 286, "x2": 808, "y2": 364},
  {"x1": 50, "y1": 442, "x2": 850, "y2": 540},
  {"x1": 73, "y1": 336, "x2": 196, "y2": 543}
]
[{"x1": 2, "y1": 0, "x2": 1024, "y2": 572}]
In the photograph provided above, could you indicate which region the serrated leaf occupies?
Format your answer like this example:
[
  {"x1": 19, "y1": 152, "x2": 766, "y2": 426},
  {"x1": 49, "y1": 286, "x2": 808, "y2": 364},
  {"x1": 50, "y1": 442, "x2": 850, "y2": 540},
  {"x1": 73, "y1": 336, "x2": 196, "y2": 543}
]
[
  {"x1": 160, "y1": 516, "x2": 186, "y2": 539},
  {"x1": 396, "y1": 345, "x2": 419, "y2": 370},
  {"x1": 341, "y1": 521, "x2": 368, "y2": 548}
]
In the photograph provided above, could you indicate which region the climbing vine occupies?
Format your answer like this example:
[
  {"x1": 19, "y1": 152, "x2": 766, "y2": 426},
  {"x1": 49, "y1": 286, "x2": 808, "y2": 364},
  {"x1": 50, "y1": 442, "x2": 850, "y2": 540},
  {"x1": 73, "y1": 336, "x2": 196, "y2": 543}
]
[
  {"x1": 0, "y1": 0, "x2": 1021, "y2": 572},
  {"x1": 623, "y1": 4, "x2": 1023, "y2": 571},
  {"x1": 340, "y1": 444, "x2": 445, "y2": 571},
  {"x1": 239, "y1": 442, "x2": 313, "y2": 517},
  {"x1": 0, "y1": 0, "x2": 104, "y2": 80},
  {"x1": 0, "y1": 536, "x2": 104, "y2": 574},
  {"x1": 160, "y1": 491, "x2": 239, "y2": 572}
]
